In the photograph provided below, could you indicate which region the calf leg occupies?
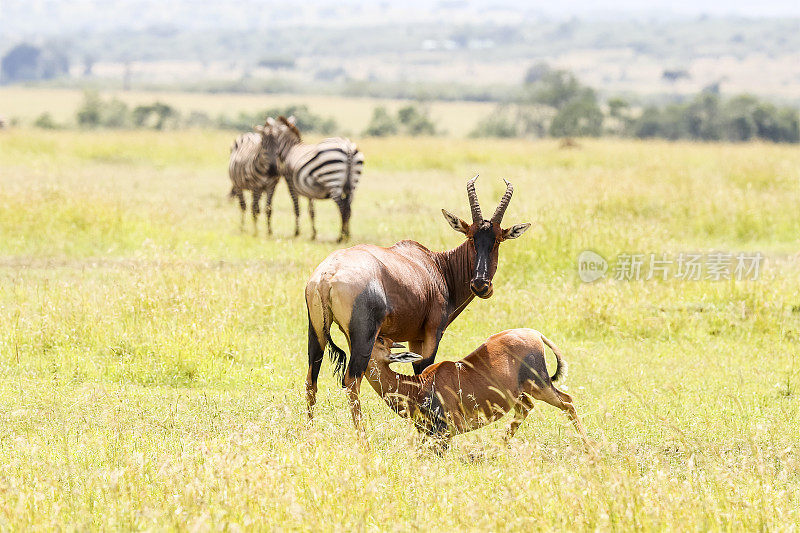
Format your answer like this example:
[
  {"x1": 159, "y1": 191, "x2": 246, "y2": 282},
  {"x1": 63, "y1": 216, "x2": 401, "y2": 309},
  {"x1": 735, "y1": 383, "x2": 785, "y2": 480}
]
[
  {"x1": 504, "y1": 394, "x2": 535, "y2": 443},
  {"x1": 532, "y1": 386, "x2": 591, "y2": 448}
]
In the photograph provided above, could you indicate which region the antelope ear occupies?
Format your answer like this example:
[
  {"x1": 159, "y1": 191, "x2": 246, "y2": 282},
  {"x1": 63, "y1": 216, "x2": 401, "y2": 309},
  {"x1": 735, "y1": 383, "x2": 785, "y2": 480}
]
[
  {"x1": 389, "y1": 352, "x2": 423, "y2": 363},
  {"x1": 265, "y1": 117, "x2": 276, "y2": 126},
  {"x1": 391, "y1": 342, "x2": 406, "y2": 349},
  {"x1": 441, "y1": 209, "x2": 470, "y2": 234},
  {"x1": 254, "y1": 124, "x2": 265, "y2": 133},
  {"x1": 502, "y1": 223, "x2": 531, "y2": 240},
  {"x1": 286, "y1": 115, "x2": 297, "y2": 125}
]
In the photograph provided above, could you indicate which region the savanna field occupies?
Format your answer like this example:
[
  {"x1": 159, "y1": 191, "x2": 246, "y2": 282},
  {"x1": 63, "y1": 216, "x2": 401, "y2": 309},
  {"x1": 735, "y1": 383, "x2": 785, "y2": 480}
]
[{"x1": 1, "y1": 127, "x2": 800, "y2": 529}]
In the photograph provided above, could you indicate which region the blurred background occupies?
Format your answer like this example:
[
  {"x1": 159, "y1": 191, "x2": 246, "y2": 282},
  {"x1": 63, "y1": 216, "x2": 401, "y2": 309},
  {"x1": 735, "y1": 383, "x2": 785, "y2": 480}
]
[{"x1": 2, "y1": 0, "x2": 799, "y2": 140}]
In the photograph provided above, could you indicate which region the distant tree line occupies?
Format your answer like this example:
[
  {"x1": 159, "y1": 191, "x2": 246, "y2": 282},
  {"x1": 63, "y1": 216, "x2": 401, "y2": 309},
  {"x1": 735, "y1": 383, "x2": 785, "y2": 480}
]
[
  {"x1": 627, "y1": 93, "x2": 799, "y2": 143},
  {"x1": 33, "y1": 91, "x2": 442, "y2": 138},
  {"x1": 472, "y1": 63, "x2": 799, "y2": 143},
  {"x1": 34, "y1": 91, "x2": 341, "y2": 134}
]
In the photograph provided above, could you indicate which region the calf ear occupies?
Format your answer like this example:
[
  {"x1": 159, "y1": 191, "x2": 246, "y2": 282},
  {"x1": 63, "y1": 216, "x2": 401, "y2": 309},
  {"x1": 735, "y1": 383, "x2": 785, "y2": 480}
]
[
  {"x1": 502, "y1": 223, "x2": 531, "y2": 240},
  {"x1": 441, "y1": 209, "x2": 470, "y2": 234},
  {"x1": 390, "y1": 352, "x2": 424, "y2": 364}
]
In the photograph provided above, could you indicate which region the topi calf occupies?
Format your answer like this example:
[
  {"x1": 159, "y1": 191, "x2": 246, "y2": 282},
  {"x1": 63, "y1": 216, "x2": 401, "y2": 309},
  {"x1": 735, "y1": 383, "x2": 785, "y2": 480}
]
[{"x1": 366, "y1": 329, "x2": 591, "y2": 453}]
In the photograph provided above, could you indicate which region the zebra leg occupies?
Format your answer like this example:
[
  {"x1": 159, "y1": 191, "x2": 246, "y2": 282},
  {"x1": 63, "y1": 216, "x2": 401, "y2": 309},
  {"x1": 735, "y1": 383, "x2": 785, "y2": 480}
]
[
  {"x1": 284, "y1": 176, "x2": 301, "y2": 237},
  {"x1": 308, "y1": 199, "x2": 317, "y2": 241},
  {"x1": 264, "y1": 179, "x2": 278, "y2": 236},
  {"x1": 236, "y1": 190, "x2": 246, "y2": 232},
  {"x1": 251, "y1": 189, "x2": 262, "y2": 236},
  {"x1": 334, "y1": 196, "x2": 352, "y2": 243}
]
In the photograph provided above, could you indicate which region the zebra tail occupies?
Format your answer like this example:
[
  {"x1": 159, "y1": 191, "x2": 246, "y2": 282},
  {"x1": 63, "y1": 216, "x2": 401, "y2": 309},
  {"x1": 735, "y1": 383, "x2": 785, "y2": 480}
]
[{"x1": 342, "y1": 147, "x2": 356, "y2": 199}]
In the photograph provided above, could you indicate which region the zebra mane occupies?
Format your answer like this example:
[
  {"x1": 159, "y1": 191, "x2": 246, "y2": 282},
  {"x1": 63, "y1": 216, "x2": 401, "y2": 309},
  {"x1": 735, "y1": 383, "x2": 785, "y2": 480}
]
[{"x1": 278, "y1": 116, "x2": 302, "y2": 141}]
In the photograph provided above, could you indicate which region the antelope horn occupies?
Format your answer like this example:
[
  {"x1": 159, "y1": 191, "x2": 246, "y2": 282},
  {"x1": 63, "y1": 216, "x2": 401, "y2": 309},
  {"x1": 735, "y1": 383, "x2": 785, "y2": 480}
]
[
  {"x1": 491, "y1": 179, "x2": 514, "y2": 224},
  {"x1": 466, "y1": 174, "x2": 482, "y2": 224}
]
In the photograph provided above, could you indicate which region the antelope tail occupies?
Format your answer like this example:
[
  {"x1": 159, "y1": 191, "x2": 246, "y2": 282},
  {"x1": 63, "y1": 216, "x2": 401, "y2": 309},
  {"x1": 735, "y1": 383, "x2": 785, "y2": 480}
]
[
  {"x1": 540, "y1": 334, "x2": 568, "y2": 382},
  {"x1": 315, "y1": 285, "x2": 347, "y2": 383}
]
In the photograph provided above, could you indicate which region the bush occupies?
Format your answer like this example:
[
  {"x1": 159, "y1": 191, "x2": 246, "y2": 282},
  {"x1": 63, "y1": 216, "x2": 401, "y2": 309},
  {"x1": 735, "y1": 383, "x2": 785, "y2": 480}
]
[
  {"x1": 75, "y1": 92, "x2": 133, "y2": 129},
  {"x1": 470, "y1": 107, "x2": 520, "y2": 138},
  {"x1": 476, "y1": 65, "x2": 603, "y2": 138},
  {"x1": 184, "y1": 111, "x2": 214, "y2": 129},
  {"x1": 362, "y1": 107, "x2": 399, "y2": 137},
  {"x1": 101, "y1": 98, "x2": 130, "y2": 128},
  {"x1": 33, "y1": 113, "x2": 59, "y2": 129},
  {"x1": 549, "y1": 96, "x2": 603, "y2": 137},
  {"x1": 397, "y1": 104, "x2": 437, "y2": 135},
  {"x1": 76, "y1": 91, "x2": 103, "y2": 127},
  {"x1": 132, "y1": 103, "x2": 179, "y2": 130}
]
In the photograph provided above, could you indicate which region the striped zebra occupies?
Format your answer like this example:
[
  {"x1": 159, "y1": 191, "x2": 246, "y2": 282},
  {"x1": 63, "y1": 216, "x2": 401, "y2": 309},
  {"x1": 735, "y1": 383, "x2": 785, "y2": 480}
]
[
  {"x1": 274, "y1": 115, "x2": 364, "y2": 242},
  {"x1": 227, "y1": 119, "x2": 290, "y2": 236}
]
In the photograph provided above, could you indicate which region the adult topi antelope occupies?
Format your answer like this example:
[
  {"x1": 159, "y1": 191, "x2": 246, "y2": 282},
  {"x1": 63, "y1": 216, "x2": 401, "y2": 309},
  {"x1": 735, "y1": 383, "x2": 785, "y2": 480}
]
[
  {"x1": 304, "y1": 176, "x2": 531, "y2": 432},
  {"x1": 366, "y1": 331, "x2": 591, "y2": 454}
]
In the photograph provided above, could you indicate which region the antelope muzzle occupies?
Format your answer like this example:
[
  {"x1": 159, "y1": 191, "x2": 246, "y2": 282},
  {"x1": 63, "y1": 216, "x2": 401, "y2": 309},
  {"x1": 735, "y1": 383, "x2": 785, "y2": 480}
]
[{"x1": 470, "y1": 277, "x2": 493, "y2": 298}]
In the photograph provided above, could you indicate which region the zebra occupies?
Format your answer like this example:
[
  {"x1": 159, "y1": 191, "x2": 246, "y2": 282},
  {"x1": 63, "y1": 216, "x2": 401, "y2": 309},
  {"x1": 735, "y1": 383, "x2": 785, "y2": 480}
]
[
  {"x1": 227, "y1": 118, "x2": 292, "y2": 236},
  {"x1": 272, "y1": 115, "x2": 364, "y2": 242}
]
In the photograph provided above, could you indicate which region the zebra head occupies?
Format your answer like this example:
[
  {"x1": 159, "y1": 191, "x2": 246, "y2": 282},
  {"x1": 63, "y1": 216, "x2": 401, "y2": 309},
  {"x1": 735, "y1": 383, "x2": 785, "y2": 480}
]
[
  {"x1": 275, "y1": 116, "x2": 302, "y2": 159},
  {"x1": 255, "y1": 118, "x2": 281, "y2": 177}
]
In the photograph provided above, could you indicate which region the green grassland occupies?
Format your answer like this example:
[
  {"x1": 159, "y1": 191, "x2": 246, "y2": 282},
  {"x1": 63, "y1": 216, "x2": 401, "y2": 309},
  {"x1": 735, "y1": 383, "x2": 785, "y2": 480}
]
[{"x1": 1, "y1": 128, "x2": 799, "y2": 529}]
